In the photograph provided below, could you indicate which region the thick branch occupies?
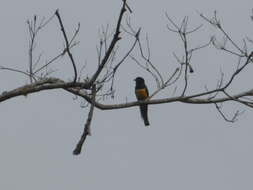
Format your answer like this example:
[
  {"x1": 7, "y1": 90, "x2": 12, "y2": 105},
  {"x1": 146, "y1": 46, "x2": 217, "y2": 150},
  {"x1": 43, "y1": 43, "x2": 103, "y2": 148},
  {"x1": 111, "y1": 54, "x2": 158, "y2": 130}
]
[
  {"x1": 66, "y1": 87, "x2": 253, "y2": 110},
  {"x1": 0, "y1": 78, "x2": 89, "y2": 103}
]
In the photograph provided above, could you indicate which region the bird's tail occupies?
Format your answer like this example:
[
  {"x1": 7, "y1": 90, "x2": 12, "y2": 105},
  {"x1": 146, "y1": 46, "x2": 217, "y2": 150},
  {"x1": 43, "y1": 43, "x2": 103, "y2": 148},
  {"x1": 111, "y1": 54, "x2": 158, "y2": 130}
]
[{"x1": 140, "y1": 104, "x2": 150, "y2": 126}]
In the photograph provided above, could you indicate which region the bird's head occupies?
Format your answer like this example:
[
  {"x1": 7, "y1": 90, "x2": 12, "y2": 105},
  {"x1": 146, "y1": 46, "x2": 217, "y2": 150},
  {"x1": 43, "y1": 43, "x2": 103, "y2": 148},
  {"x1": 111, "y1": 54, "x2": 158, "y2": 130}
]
[{"x1": 134, "y1": 77, "x2": 145, "y2": 84}]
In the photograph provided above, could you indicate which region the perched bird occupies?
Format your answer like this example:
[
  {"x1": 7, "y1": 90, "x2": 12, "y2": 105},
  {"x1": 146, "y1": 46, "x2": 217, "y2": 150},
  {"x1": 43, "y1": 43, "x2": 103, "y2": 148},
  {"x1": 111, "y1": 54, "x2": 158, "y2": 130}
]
[{"x1": 134, "y1": 77, "x2": 150, "y2": 126}]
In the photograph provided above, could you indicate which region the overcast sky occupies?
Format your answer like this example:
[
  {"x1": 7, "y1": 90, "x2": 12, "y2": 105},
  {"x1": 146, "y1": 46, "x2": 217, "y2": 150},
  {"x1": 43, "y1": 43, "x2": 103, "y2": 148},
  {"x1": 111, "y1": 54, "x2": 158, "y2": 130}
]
[{"x1": 0, "y1": 0, "x2": 253, "y2": 189}]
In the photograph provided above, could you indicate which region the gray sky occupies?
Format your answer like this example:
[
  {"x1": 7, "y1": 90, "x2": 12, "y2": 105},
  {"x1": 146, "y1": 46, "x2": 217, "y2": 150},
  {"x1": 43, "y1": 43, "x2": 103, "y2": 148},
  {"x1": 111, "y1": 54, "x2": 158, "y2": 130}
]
[{"x1": 0, "y1": 0, "x2": 253, "y2": 189}]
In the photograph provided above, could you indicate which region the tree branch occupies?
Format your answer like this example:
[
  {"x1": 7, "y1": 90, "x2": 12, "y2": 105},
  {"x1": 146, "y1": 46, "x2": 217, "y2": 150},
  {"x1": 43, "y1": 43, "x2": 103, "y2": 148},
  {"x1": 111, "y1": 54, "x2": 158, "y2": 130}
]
[
  {"x1": 88, "y1": 0, "x2": 128, "y2": 86},
  {"x1": 73, "y1": 85, "x2": 96, "y2": 155},
  {"x1": 65, "y1": 87, "x2": 253, "y2": 110},
  {"x1": 55, "y1": 9, "x2": 78, "y2": 83}
]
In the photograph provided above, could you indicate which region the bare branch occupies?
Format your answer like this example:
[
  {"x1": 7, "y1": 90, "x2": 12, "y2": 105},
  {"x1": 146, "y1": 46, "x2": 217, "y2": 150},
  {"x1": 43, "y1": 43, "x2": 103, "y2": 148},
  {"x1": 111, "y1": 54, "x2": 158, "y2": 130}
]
[
  {"x1": 33, "y1": 42, "x2": 78, "y2": 75},
  {"x1": 165, "y1": 15, "x2": 209, "y2": 96},
  {"x1": 0, "y1": 66, "x2": 36, "y2": 80},
  {"x1": 73, "y1": 85, "x2": 96, "y2": 155},
  {"x1": 26, "y1": 14, "x2": 55, "y2": 83},
  {"x1": 0, "y1": 78, "x2": 89, "y2": 103},
  {"x1": 65, "y1": 87, "x2": 253, "y2": 111},
  {"x1": 88, "y1": 0, "x2": 128, "y2": 86},
  {"x1": 223, "y1": 52, "x2": 253, "y2": 89},
  {"x1": 123, "y1": 0, "x2": 133, "y2": 13},
  {"x1": 149, "y1": 67, "x2": 180, "y2": 99},
  {"x1": 136, "y1": 34, "x2": 164, "y2": 88},
  {"x1": 55, "y1": 9, "x2": 78, "y2": 83},
  {"x1": 199, "y1": 11, "x2": 246, "y2": 56},
  {"x1": 214, "y1": 103, "x2": 241, "y2": 122},
  {"x1": 107, "y1": 28, "x2": 140, "y2": 91}
]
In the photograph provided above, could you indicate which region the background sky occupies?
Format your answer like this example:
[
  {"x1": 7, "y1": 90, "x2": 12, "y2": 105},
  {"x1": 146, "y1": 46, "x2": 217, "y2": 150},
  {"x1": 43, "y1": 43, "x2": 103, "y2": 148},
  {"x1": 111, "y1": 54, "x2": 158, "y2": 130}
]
[{"x1": 0, "y1": 0, "x2": 253, "y2": 189}]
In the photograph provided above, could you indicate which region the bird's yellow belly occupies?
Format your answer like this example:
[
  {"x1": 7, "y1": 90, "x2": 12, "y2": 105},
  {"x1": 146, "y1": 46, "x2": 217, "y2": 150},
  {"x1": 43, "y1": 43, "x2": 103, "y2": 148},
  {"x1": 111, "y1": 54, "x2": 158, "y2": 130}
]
[{"x1": 135, "y1": 89, "x2": 148, "y2": 100}]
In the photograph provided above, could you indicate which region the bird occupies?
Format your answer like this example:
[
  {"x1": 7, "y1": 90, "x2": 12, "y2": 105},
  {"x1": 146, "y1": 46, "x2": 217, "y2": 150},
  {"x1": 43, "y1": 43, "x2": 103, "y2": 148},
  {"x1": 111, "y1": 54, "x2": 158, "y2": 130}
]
[{"x1": 134, "y1": 77, "x2": 150, "y2": 126}]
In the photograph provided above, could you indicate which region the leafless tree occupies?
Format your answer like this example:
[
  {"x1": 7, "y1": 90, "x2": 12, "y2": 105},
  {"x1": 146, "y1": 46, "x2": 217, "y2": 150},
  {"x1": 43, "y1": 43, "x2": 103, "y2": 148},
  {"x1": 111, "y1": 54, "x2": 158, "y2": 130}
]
[{"x1": 1, "y1": 0, "x2": 253, "y2": 155}]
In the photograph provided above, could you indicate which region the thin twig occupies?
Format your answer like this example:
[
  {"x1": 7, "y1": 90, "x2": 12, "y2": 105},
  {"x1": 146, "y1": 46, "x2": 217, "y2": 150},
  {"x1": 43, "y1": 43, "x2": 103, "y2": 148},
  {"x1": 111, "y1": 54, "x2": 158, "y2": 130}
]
[
  {"x1": 0, "y1": 66, "x2": 36, "y2": 80},
  {"x1": 214, "y1": 103, "x2": 239, "y2": 122},
  {"x1": 55, "y1": 9, "x2": 78, "y2": 83}
]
